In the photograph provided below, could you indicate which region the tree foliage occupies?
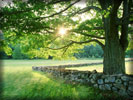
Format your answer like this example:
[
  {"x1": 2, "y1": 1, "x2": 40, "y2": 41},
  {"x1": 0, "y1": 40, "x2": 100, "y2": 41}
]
[
  {"x1": 12, "y1": 44, "x2": 27, "y2": 59},
  {"x1": 0, "y1": 0, "x2": 132, "y2": 74},
  {"x1": 74, "y1": 44, "x2": 103, "y2": 58}
]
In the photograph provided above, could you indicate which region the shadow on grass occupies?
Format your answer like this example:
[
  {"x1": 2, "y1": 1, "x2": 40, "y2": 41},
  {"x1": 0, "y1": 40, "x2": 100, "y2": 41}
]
[
  {"x1": 1, "y1": 97, "x2": 81, "y2": 100},
  {"x1": 0, "y1": 94, "x2": 130, "y2": 100}
]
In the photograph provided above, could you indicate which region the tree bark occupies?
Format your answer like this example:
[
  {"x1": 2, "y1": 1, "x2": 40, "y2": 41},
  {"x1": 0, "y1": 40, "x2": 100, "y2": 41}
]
[
  {"x1": 98, "y1": 0, "x2": 128, "y2": 74},
  {"x1": 103, "y1": 17, "x2": 125, "y2": 74},
  {"x1": 103, "y1": 41, "x2": 125, "y2": 74},
  {"x1": 103, "y1": 16, "x2": 125, "y2": 74}
]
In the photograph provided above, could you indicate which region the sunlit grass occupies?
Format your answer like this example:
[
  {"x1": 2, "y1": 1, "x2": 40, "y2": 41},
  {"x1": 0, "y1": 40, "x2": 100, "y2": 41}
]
[
  {"x1": 125, "y1": 61, "x2": 133, "y2": 74},
  {"x1": 1, "y1": 59, "x2": 103, "y2": 67},
  {"x1": 66, "y1": 62, "x2": 133, "y2": 75},
  {"x1": 66, "y1": 64, "x2": 103, "y2": 72},
  {"x1": 2, "y1": 67, "x2": 95, "y2": 100},
  {"x1": 1, "y1": 59, "x2": 131, "y2": 100}
]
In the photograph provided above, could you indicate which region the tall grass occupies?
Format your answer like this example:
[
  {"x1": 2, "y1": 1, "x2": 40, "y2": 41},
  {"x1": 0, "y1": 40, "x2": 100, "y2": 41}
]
[{"x1": 1, "y1": 60, "x2": 131, "y2": 100}]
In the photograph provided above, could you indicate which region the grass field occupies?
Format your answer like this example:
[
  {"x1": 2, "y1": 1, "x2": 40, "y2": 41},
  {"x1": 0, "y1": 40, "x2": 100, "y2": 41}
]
[
  {"x1": 66, "y1": 61, "x2": 133, "y2": 75},
  {"x1": 0, "y1": 59, "x2": 132, "y2": 100}
]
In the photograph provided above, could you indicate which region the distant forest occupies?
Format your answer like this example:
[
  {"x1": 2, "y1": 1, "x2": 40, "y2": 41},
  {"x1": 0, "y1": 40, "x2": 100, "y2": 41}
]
[{"x1": 0, "y1": 44, "x2": 132, "y2": 59}]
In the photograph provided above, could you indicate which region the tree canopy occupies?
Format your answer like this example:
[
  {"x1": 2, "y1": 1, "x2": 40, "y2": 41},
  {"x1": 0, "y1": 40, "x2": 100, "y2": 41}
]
[{"x1": 0, "y1": 0, "x2": 133, "y2": 74}]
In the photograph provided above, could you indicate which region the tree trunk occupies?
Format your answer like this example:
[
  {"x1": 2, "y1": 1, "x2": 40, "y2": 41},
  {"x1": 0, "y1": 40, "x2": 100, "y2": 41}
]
[
  {"x1": 98, "y1": 0, "x2": 127, "y2": 74},
  {"x1": 103, "y1": 29, "x2": 125, "y2": 74},
  {"x1": 103, "y1": 45, "x2": 125, "y2": 75},
  {"x1": 103, "y1": 16, "x2": 125, "y2": 74}
]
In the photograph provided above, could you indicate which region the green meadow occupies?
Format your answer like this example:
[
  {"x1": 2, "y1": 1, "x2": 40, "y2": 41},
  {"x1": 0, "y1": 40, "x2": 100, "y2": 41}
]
[
  {"x1": 66, "y1": 61, "x2": 133, "y2": 75},
  {"x1": 1, "y1": 59, "x2": 132, "y2": 100}
]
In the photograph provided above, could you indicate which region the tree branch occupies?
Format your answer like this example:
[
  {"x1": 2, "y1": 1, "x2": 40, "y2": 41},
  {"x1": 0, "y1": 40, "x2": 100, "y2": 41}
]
[
  {"x1": 72, "y1": 31, "x2": 105, "y2": 39},
  {"x1": 71, "y1": 39, "x2": 104, "y2": 49},
  {"x1": 116, "y1": 14, "x2": 130, "y2": 25},
  {"x1": 46, "y1": 39, "x2": 105, "y2": 51},
  {"x1": 93, "y1": 27, "x2": 104, "y2": 30},
  {"x1": 120, "y1": 0, "x2": 129, "y2": 51},
  {"x1": 79, "y1": 33, "x2": 105, "y2": 39},
  {"x1": 36, "y1": 0, "x2": 80, "y2": 20},
  {"x1": 116, "y1": 0, "x2": 132, "y2": 25},
  {"x1": 48, "y1": 0, "x2": 71, "y2": 4},
  {"x1": 0, "y1": 0, "x2": 79, "y2": 18},
  {"x1": 46, "y1": 42, "x2": 73, "y2": 50},
  {"x1": 62, "y1": 46, "x2": 69, "y2": 55},
  {"x1": 70, "y1": 6, "x2": 101, "y2": 16}
]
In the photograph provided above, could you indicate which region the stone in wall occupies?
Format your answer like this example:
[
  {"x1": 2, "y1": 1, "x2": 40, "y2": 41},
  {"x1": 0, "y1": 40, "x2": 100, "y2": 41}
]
[
  {"x1": 128, "y1": 85, "x2": 133, "y2": 92},
  {"x1": 115, "y1": 79, "x2": 122, "y2": 84},
  {"x1": 98, "y1": 79, "x2": 104, "y2": 85},
  {"x1": 86, "y1": 79, "x2": 90, "y2": 83},
  {"x1": 121, "y1": 75, "x2": 129, "y2": 81},
  {"x1": 123, "y1": 82, "x2": 128, "y2": 86},
  {"x1": 113, "y1": 83, "x2": 126, "y2": 90},
  {"x1": 127, "y1": 90, "x2": 133, "y2": 97},
  {"x1": 119, "y1": 89, "x2": 128, "y2": 96},
  {"x1": 112, "y1": 87, "x2": 118, "y2": 92},
  {"x1": 108, "y1": 76, "x2": 116, "y2": 83},
  {"x1": 92, "y1": 70, "x2": 97, "y2": 74},
  {"x1": 90, "y1": 79, "x2": 96, "y2": 84},
  {"x1": 105, "y1": 78, "x2": 110, "y2": 83},
  {"x1": 99, "y1": 85, "x2": 105, "y2": 90},
  {"x1": 93, "y1": 84, "x2": 98, "y2": 88},
  {"x1": 105, "y1": 84, "x2": 112, "y2": 90},
  {"x1": 89, "y1": 73, "x2": 102, "y2": 81},
  {"x1": 103, "y1": 75, "x2": 116, "y2": 83}
]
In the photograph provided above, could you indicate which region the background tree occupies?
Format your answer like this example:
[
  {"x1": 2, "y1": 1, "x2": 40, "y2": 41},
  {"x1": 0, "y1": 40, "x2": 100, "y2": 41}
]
[
  {"x1": 74, "y1": 44, "x2": 103, "y2": 58},
  {"x1": 12, "y1": 44, "x2": 28, "y2": 59},
  {"x1": 0, "y1": 0, "x2": 132, "y2": 74}
]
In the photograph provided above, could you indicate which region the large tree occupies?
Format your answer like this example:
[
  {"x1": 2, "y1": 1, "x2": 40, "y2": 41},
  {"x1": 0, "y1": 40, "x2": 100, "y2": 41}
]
[
  {"x1": 97, "y1": 0, "x2": 132, "y2": 74},
  {"x1": 0, "y1": 0, "x2": 132, "y2": 74}
]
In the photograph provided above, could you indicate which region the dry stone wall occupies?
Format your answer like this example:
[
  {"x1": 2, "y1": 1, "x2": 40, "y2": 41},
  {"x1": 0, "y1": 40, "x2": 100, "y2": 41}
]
[{"x1": 32, "y1": 66, "x2": 133, "y2": 98}]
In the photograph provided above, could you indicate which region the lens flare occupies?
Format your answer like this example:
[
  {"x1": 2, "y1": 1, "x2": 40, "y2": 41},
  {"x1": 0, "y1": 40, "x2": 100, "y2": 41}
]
[{"x1": 58, "y1": 27, "x2": 67, "y2": 36}]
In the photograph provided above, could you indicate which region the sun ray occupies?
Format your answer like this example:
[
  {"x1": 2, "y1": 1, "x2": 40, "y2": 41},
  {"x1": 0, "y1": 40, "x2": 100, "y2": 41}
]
[{"x1": 58, "y1": 27, "x2": 67, "y2": 36}]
